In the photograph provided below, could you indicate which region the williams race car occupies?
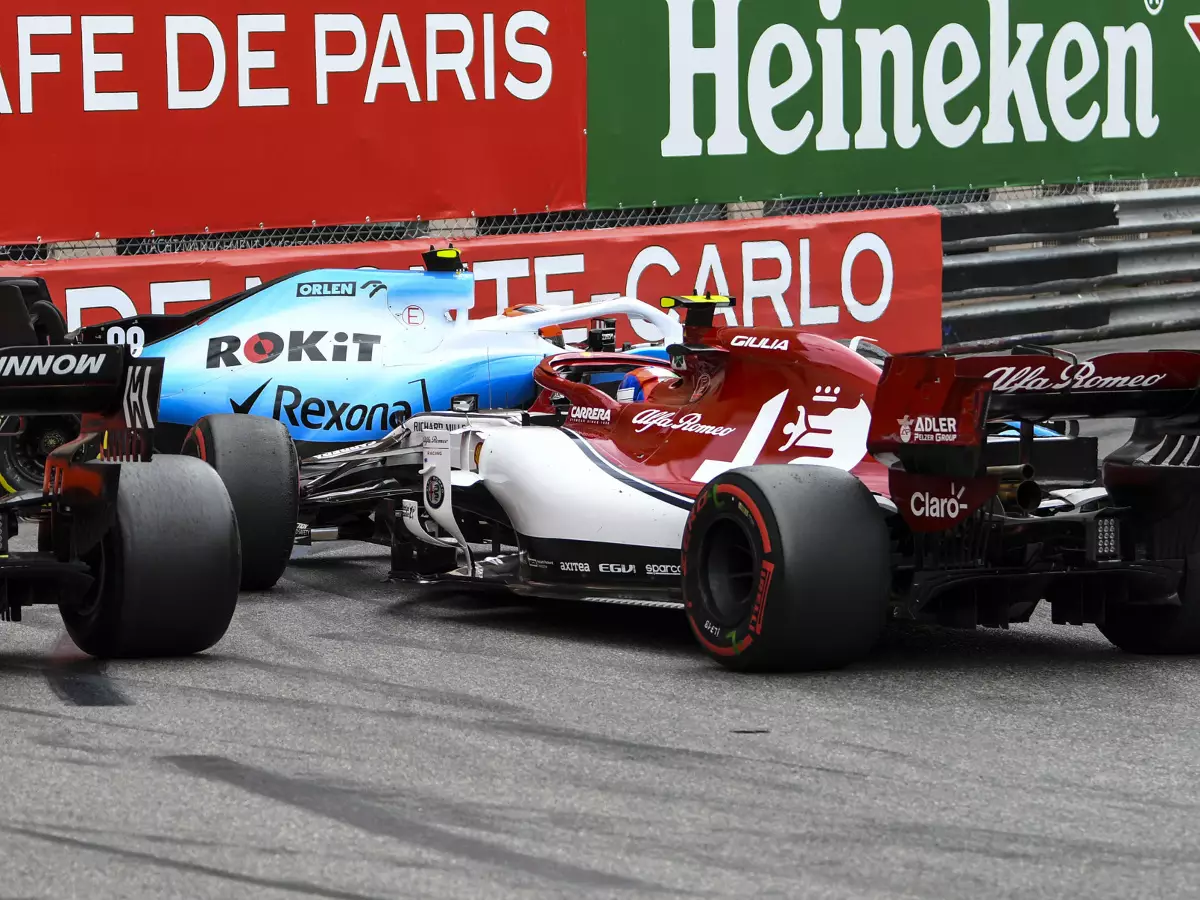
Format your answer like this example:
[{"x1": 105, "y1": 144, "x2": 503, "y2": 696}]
[
  {"x1": 0, "y1": 248, "x2": 680, "y2": 482},
  {"x1": 0, "y1": 248, "x2": 679, "y2": 588},
  {"x1": 301, "y1": 294, "x2": 1200, "y2": 671},
  {"x1": 0, "y1": 283, "x2": 294, "y2": 657}
]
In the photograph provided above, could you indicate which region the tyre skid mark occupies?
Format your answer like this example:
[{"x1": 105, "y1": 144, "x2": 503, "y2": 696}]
[
  {"x1": 2, "y1": 825, "x2": 394, "y2": 900},
  {"x1": 45, "y1": 633, "x2": 131, "y2": 707},
  {"x1": 164, "y1": 754, "x2": 668, "y2": 893}
]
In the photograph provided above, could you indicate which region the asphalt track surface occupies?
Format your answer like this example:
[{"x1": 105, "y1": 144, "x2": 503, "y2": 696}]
[{"x1": 2, "y1": 332, "x2": 1200, "y2": 900}]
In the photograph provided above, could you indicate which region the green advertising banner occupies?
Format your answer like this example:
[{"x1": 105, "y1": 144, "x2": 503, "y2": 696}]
[{"x1": 586, "y1": 0, "x2": 1200, "y2": 208}]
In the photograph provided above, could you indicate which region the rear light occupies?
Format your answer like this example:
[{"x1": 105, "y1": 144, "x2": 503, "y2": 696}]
[{"x1": 1091, "y1": 515, "x2": 1120, "y2": 560}]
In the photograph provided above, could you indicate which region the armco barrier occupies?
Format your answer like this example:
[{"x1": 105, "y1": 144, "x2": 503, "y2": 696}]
[
  {"x1": 0, "y1": 207, "x2": 945, "y2": 355},
  {"x1": 940, "y1": 187, "x2": 1200, "y2": 351}
]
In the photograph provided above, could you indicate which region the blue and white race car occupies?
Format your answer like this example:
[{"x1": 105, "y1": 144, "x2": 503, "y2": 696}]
[{"x1": 0, "y1": 247, "x2": 682, "y2": 491}]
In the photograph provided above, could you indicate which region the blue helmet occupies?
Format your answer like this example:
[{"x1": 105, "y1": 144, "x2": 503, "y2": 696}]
[{"x1": 617, "y1": 366, "x2": 677, "y2": 402}]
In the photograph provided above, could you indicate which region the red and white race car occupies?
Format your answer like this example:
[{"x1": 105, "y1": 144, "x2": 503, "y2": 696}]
[{"x1": 305, "y1": 294, "x2": 1200, "y2": 671}]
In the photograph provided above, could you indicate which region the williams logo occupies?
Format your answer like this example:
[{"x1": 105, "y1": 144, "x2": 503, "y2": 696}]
[
  {"x1": 297, "y1": 282, "x2": 356, "y2": 298},
  {"x1": 207, "y1": 332, "x2": 381, "y2": 368}
]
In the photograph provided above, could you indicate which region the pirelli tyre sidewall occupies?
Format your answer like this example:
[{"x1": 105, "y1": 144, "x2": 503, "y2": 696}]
[{"x1": 682, "y1": 465, "x2": 890, "y2": 672}]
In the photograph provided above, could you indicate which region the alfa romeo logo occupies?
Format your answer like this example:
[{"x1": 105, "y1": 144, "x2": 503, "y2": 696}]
[
  {"x1": 1145, "y1": 0, "x2": 1163, "y2": 14},
  {"x1": 426, "y1": 475, "x2": 445, "y2": 509}
]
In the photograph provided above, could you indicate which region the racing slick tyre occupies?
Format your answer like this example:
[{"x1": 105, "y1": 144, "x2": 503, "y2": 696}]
[
  {"x1": 60, "y1": 455, "x2": 241, "y2": 658},
  {"x1": 683, "y1": 465, "x2": 890, "y2": 672},
  {"x1": 181, "y1": 414, "x2": 299, "y2": 591},
  {"x1": 1098, "y1": 551, "x2": 1200, "y2": 655}
]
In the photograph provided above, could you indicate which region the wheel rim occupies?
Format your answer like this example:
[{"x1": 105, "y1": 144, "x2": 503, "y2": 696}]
[
  {"x1": 699, "y1": 515, "x2": 758, "y2": 626},
  {"x1": 67, "y1": 535, "x2": 108, "y2": 621},
  {"x1": 7, "y1": 418, "x2": 77, "y2": 487}
]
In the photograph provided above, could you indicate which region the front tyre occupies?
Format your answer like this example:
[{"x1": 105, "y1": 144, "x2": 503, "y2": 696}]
[
  {"x1": 61, "y1": 456, "x2": 241, "y2": 658},
  {"x1": 682, "y1": 466, "x2": 891, "y2": 672},
  {"x1": 181, "y1": 414, "x2": 299, "y2": 591}
]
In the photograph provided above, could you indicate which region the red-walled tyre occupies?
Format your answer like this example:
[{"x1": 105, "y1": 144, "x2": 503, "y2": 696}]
[
  {"x1": 682, "y1": 465, "x2": 890, "y2": 672},
  {"x1": 182, "y1": 414, "x2": 298, "y2": 591}
]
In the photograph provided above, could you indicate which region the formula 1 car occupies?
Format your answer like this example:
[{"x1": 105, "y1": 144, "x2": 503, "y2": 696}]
[
  {"x1": 0, "y1": 283, "x2": 293, "y2": 658},
  {"x1": 304, "y1": 294, "x2": 1200, "y2": 670}
]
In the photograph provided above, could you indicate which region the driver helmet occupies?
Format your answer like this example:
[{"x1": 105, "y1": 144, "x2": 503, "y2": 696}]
[
  {"x1": 503, "y1": 304, "x2": 564, "y2": 346},
  {"x1": 617, "y1": 366, "x2": 678, "y2": 403}
]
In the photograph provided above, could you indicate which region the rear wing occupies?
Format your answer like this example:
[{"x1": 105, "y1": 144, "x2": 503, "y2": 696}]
[
  {"x1": 867, "y1": 351, "x2": 1200, "y2": 477},
  {"x1": 0, "y1": 344, "x2": 159, "y2": 420},
  {"x1": 0, "y1": 285, "x2": 163, "y2": 464}
]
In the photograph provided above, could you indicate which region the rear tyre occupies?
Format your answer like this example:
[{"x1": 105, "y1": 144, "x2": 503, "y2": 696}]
[
  {"x1": 682, "y1": 466, "x2": 890, "y2": 672},
  {"x1": 181, "y1": 414, "x2": 299, "y2": 591},
  {"x1": 60, "y1": 456, "x2": 241, "y2": 658},
  {"x1": 1099, "y1": 552, "x2": 1200, "y2": 654}
]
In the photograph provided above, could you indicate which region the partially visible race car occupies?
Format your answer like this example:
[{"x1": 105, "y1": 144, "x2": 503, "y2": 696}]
[
  {"x1": 0, "y1": 247, "x2": 678, "y2": 587},
  {"x1": 302, "y1": 294, "x2": 1200, "y2": 670},
  {"x1": 0, "y1": 248, "x2": 679, "y2": 480},
  {"x1": 0, "y1": 283, "x2": 294, "y2": 658}
]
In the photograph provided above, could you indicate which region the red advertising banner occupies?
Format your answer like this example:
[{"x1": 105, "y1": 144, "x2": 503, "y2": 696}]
[
  {"x1": 0, "y1": 3, "x2": 585, "y2": 244},
  {"x1": 0, "y1": 208, "x2": 944, "y2": 353}
]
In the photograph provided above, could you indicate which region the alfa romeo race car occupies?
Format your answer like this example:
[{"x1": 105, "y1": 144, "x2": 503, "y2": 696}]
[
  {"x1": 0, "y1": 282, "x2": 294, "y2": 657},
  {"x1": 304, "y1": 294, "x2": 1200, "y2": 671}
]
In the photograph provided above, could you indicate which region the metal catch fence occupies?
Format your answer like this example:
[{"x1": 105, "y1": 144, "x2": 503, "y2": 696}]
[
  {"x1": 9, "y1": 177, "x2": 1197, "y2": 264},
  {"x1": 10, "y1": 176, "x2": 1200, "y2": 351}
]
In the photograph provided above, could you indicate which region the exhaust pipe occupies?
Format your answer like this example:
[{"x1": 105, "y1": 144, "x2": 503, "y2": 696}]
[
  {"x1": 988, "y1": 464, "x2": 1041, "y2": 512},
  {"x1": 997, "y1": 478, "x2": 1042, "y2": 512},
  {"x1": 987, "y1": 463, "x2": 1035, "y2": 482}
]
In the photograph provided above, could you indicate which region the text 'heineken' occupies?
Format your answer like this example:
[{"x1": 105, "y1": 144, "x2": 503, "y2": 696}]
[{"x1": 662, "y1": 0, "x2": 1158, "y2": 157}]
